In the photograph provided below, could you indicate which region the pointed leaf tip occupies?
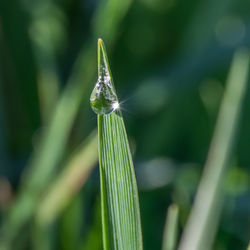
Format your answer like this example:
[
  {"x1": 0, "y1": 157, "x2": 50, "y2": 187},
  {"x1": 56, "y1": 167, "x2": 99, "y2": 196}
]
[
  {"x1": 98, "y1": 38, "x2": 103, "y2": 45},
  {"x1": 98, "y1": 38, "x2": 105, "y2": 54},
  {"x1": 91, "y1": 38, "x2": 118, "y2": 115},
  {"x1": 97, "y1": 39, "x2": 105, "y2": 75},
  {"x1": 97, "y1": 39, "x2": 110, "y2": 79}
]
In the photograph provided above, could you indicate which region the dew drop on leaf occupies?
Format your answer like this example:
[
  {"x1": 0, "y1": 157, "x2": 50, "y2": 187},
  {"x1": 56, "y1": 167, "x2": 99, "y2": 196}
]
[{"x1": 90, "y1": 66, "x2": 119, "y2": 115}]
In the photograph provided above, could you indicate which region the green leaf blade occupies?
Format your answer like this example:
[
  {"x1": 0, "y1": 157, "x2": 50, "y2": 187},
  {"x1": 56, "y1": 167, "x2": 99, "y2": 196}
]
[
  {"x1": 96, "y1": 40, "x2": 143, "y2": 250},
  {"x1": 178, "y1": 48, "x2": 250, "y2": 250},
  {"x1": 162, "y1": 204, "x2": 179, "y2": 250}
]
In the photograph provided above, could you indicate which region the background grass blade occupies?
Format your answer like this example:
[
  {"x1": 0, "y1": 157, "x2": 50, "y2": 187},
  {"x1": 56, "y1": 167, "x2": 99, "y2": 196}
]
[
  {"x1": 30, "y1": 131, "x2": 98, "y2": 250},
  {"x1": 162, "y1": 204, "x2": 179, "y2": 250},
  {"x1": 178, "y1": 48, "x2": 250, "y2": 250},
  {"x1": 36, "y1": 131, "x2": 98, "y2": 226},
  {"x1": 96, "y1": 39, "x2": 143, "y2": 250}
]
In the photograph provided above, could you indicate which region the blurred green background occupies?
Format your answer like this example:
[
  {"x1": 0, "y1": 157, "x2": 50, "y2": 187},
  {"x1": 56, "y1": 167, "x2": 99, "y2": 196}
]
[{"x1": 0, "y1": 0, "x2": 250, "y2": 249}]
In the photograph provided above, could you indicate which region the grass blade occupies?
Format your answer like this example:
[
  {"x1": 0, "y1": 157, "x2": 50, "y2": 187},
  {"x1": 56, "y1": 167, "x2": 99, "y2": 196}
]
[
  {"x1": 36, "y1": 131, "x2": 98, "y2": 226},
  {"x1": 95, "y1": 39, "x2": 143, "y2": 250},
  {"x1": 162, "y1": 204, "x2": 179, "y2": 250},
  {"x1": 178, "y1": 48, "x2": 250, "y2": 250},
  {"x1": 31, "y1": 131, "x2": 98, "y2": 250}
]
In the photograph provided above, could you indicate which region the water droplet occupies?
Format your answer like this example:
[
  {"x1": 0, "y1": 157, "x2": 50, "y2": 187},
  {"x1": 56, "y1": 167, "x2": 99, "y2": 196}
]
[{"x1": 90, "y1": 66, "x2": 119, "y2": 115}]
